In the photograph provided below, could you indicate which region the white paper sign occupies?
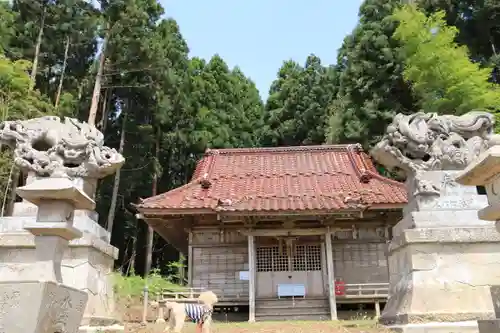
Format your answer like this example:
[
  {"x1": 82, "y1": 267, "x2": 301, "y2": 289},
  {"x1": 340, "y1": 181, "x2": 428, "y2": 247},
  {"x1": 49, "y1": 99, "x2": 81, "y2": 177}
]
[{"x1": 239, "y1": 271, "x2": 249, "y2": 281}]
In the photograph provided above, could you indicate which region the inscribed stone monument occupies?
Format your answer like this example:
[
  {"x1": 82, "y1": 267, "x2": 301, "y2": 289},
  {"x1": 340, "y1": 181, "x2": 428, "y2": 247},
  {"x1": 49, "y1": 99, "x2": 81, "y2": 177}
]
[{"x1": 371, "y1": 111, "x2": 500, "y2": 333}]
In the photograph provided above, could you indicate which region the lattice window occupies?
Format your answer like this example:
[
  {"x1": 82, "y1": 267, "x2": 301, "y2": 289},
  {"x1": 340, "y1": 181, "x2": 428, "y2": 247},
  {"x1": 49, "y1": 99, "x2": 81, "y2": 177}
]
[
  {"x1": 292, "y1": 245, "x2": 322, "y2": 271},
  {"x1": 256, "y1": 246, "x2": 289, "y2": 272},
  {"x1": 192, "y1": 247, "x2": 248, "y2": 295},
  {"x1": 293, "y1": 245, "x2": 306, "y2": 271},
  {"x1": 332, "y1": 242, "x2": 389, "y2": 280}
]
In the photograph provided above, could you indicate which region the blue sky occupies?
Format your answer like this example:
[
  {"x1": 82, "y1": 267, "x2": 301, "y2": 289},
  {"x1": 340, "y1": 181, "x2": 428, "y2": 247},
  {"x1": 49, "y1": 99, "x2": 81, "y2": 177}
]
[{"x1": 161, "y1": 0, "x2": 364, "y2": 99}]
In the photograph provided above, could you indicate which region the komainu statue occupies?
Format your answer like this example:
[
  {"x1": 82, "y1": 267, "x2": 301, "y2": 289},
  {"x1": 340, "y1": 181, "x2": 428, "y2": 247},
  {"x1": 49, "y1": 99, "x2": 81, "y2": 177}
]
[
  {"x1": 0, "y1": 116, "x2": 124, "y2": 179},
  {"x1": 371, "y1": 111, "x2": 500, "y2": 196},
  {"x1": 371, "y1": 111, "x2": 500, "y2": 176}
]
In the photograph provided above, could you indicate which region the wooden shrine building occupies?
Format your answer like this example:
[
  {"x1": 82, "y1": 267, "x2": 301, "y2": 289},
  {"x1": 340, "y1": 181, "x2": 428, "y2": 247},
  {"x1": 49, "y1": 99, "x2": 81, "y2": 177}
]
[{"x1": 136, "y1": 144, "x2": 407, "y2": 321}]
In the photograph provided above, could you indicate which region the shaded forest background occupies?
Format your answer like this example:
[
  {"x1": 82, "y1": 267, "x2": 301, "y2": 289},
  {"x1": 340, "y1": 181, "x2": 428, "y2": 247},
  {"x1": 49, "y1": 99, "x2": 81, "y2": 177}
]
[{"x1": 0, "y1": 0, "x2": 499, "y2": 278}]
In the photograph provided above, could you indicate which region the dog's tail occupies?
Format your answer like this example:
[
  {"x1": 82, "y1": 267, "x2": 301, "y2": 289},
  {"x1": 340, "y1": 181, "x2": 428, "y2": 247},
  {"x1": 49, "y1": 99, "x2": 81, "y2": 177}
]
[{"x1": 198, "y1": 290, "x2": 218, "y2": 307}]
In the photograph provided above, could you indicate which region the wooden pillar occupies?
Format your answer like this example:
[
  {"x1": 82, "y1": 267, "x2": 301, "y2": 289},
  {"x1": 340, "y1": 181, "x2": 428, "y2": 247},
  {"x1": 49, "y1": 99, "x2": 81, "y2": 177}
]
[
  {"x1": 188, "y1": 231, "x2": 193, "y2": 287},
  {"x1": 248, "y1": 234, "x2": 256, "y2": 322},
  {"x1": 375, "y1": 300, "x2": 381, "y2": 318},
  {"x1": 325, "y1": 230, "x2": 338, "y2": 320}
]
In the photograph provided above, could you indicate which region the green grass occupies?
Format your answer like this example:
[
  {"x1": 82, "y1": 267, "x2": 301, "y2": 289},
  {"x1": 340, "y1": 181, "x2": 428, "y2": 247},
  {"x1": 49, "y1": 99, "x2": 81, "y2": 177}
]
[{"x1": 113, "y1": 270, "x2": 183, "y2": 300}]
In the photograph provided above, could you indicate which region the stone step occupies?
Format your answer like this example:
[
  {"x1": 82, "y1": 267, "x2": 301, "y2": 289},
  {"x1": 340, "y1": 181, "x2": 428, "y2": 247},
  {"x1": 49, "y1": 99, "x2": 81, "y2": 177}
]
[
  {"x1": 255, "y1": 313, "x2": 331, "y2": 321},
  {"x1": 78, "y1": 324, "x2": 125, "y2": 333},
  {"x1": 257, "y1": 302, "x2": 330, "y2": 309},
  {"x1": 256, "y1": 298, "x2": 329, "y2": 309},
  {"x1": 256, "y1": 307, "x2": 329, "y2": 315}
]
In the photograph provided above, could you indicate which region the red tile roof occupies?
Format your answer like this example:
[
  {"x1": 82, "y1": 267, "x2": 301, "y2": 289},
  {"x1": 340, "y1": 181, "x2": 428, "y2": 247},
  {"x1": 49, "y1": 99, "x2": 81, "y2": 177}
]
[{"x1": 138, "y1": 144, "x2": 407, "y2": 214}]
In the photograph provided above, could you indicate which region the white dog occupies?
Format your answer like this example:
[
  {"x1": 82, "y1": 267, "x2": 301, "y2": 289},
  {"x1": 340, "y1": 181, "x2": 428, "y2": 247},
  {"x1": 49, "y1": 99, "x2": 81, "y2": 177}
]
[{"x1": 152, "y1": 290, "x2": 218, "y2": 333}]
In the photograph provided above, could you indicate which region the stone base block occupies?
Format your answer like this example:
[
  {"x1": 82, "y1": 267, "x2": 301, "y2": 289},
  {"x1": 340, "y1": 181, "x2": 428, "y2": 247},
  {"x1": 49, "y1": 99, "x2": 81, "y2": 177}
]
[
  {"x1": 381, "y1": 226, "x2": 500, "y2": 325},
  {"x1": 0, "y1": 280, "x2": 88, "y2": 333},
  {"x1": 79, "y1": 324, "x2": 125, "y2": 333},
  {"x1": 478, "y1": 319, "x2": 500, "y2": 333},
  {"x1": 386, "y1": 321, "x2": 478, "y2": 333},
  {"x1": 81, "y1": 316, "x2": 122, "y2": 326},
  {"x1": 0, "y1": 232, "x2": 120, "y2": 326},
  {"x1": 5, "y1": 202, "x2": 110, "y2": 242}
]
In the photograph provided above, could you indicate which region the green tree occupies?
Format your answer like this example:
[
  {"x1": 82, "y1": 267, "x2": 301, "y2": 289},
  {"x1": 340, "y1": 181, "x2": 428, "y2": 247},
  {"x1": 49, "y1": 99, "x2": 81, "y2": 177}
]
[
  {"x1": 0, "y1": 55, "x2": 53, "y2": 120},
  {"x1": 0, "y1": 0, "x2": 267, "y2": 278},
  {"x1": 0, "y1": 54, "x2": 54, "y2": 215},
  {"x1": 393, "y1": 4, "x2": 500, "y2": 115},
  {"x1": 0, "y1": 2, "x2": 15, "y2": 53},
  {"x1": 419, "y1": 0, "x2": 500, "y2": 64},
  {"x1": 261, "y1": 55, "x2": 336, "y2": 146},
  {"x1": 8, "y1": 0, "x2": 99, "y2": 107},
  {"x1": 327, "y1": 0, "x2": 417, "y2": 148}
]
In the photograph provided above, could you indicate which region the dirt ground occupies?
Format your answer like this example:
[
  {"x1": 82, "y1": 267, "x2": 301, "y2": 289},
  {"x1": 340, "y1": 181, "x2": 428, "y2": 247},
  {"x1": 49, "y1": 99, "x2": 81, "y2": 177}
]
[
  {"x1": 119, "y1": 298, "x2": 386, "y2": 333},
  {"x1": 125, "y1": 320, "x2": 387, "y2": 333}
]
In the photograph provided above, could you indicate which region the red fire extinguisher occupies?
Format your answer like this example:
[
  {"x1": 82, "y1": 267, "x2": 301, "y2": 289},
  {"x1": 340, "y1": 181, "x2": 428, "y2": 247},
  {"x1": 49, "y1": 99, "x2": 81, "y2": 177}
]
[{"x1": 335, "y1": 278, "x2": 346, "y2": 296}]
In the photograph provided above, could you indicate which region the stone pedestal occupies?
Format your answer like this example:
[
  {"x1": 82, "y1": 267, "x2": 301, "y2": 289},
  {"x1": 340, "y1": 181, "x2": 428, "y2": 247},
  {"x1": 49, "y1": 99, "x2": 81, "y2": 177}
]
[
  {"x1": 0, "y1": 116, "x2": 125, "y2": 332},
  {"x1": 0, "y1": 177, "x2": 90, "y2": 333},
  {"x1": 0, "y1": 176, "x2": 120, "y2": 328},
  {"x1": 380, "y1": 171, "x2": 500, "y2": 333},
  {"x1": 0, "y1": 281, "x2": 88, "y2": 332},
  {"x1": 456, "y1": 146, "x2": 500, "y2": 333}
]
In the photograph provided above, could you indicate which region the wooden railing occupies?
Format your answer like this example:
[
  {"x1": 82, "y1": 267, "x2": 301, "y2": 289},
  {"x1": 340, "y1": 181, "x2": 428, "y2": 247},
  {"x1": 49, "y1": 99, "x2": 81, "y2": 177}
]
[
  {"x1": 162, "y1": 287, "x2": 205, "y2": 301},
  {"x1": 340, "y1": 282, "x2": 389, "y2": 299},
  {"x1": 152, "y1": 283, "x2": 389, "y2": 322},
  {"x1": 161, "y1": 287, "x2": 249, "y2": 303},
  {"x1": 159, "y1": 283, "x2": 388, "y2": 302}
]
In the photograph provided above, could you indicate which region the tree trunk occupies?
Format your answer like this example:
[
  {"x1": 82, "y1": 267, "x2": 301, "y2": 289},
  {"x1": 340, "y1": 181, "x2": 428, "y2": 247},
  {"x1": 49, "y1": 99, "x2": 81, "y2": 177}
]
[
  {"x1": 127, "y1": 234, "x2": 137, "y2": 275},
  {"x1": 30, "y1": 4, "x2": 47, "y2": 90},
  {"x1": 99, "y1": 89, "x2": 111, "y2": 132},
  {"x1": 55, "y1": 36, "x2": 70, "y2": 109},
  {"x1": 106, "y1": 110, "x2": 127, "y2": 234},
  {"x1": 1, "y1": 163, "x2": 14, "y2": 217},
  {"x1": 5, "y1": 168, "x2": 20, "y2": 216},
  {"x1": 88, "y1": 35, "x2": 107, "y2": 126},
  {"x1": 144, "y1": 128, "x2": 160, "y2": 276}
]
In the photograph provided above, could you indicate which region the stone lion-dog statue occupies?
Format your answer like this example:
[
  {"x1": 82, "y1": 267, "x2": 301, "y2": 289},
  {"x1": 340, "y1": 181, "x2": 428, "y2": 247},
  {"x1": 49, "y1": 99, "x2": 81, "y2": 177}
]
[{"x1": 151, "y1": 290, "x2": 218, "y2": 333}]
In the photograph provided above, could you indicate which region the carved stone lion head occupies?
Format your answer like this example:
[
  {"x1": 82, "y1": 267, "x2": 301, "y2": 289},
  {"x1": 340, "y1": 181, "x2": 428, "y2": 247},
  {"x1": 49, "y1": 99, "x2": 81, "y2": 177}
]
[
  {"x1": 0, "y1": 116, "x2": 124, "y2": 179},
  {"x1": 371, "y1": 111, "x2": 498, "y2": 178}
]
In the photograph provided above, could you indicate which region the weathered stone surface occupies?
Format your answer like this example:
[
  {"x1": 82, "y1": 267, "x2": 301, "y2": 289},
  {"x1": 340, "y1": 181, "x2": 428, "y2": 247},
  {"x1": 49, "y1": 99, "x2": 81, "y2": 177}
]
[
  {"x1": 0, "y1": 178, "x2": 92, "y2": 333},
  {"x1": 0, "y1": 281, "x2": 88, "y2": 333},
  {"x1": 0, "y1": 232, "x2": 118, "y2": 324},
  {"x1": 78, "y1": 323, "x2": 125, "y2": 333},
  {"x1": 0, "y1": 208, "x2": 118, "y2": 323},
  {"x1": 478, "y1": 319, "x2": 500, "y2": 333},
  {"x1": 371, "y1": 111, "x2": 499, "y2": 178},
  {"x1": 0, "y1": 116, "x2": 124, "y2": 179},
  {"x1": 383, "y1": 228, "x2": 500, "y2": 324},
  {"x1": 491, "y1": 286, "x2": 500, "y2": 317},
  {"x1": 476, "y1": 287, "x2": 500, "y2": 332},
  {"x1": 457, "y1": 145, "x2": 500, "y2": 221},
  {"x1": 387, "y1": 321, "x2": 479, "y2": 333},
  {"x1": 0, "y1": 115, "x2": 124, "y2": 329},
  {"x1": 371, "y1": 111, "x2": 500, "y2": 333},
  {"x1": 0, "y1": 116, "x2": 124, "y2": 333},
  {"x1": 0, "y1": 210, "x2": 110, "y2": 242},
  {"x1": 379, "y1": 171, "x2": 500, "y2": 331}
]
